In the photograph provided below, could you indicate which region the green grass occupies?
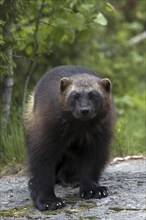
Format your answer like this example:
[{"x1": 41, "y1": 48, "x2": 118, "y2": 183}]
[
  {"x1": 0, "y1": 205, "x2": 32, "y2": 217},
  {"x1": 112, "y1": 91, "x2": 145, "y2": 156},
  {"x1": 112, "y1": 112, "x2": 145, "y2": 156},
  {"x1": 0, "y1": 107, "x2": 26, "y2": 168}
]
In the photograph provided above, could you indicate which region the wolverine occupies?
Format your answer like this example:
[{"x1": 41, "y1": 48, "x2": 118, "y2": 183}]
[{"x1": 24, "y1": 65, "x2": 115, "y2": 211}]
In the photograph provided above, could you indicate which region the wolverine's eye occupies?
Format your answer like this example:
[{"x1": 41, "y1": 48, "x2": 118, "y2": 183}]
[
  {"x1": 72, "y1": 93, "x2": 80, "y2": 100},
  {"x1": 89, "y1": 91, "x2": 98, "y2": 100}
]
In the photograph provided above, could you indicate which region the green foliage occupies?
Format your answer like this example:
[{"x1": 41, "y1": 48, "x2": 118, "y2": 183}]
[
  {"x1": 94, "y1": 13, "x2": 108, "y2": 26},
  {"x1": 112, "y1": 87, "x2": 145, "y2": 156},
  {"x1": 0, "y1": 107, "x2": 26, "y2": 165},
  {"x1": 15, "y1": 0, "x2": 110, "y2": 57},
  {"x1": 112, "y1": 110, "x2": 145, "y2": 157},
  {"x1": 0, "y1": 0, "x2": 26, "y2": 76},
  {"x1": 0, "y1": 0, "x2": 145, "y2": 167}
]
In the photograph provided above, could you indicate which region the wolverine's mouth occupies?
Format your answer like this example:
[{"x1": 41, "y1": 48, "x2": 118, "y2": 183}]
[
  {"x1": 74, "y1": 114, "x2": 95, "y2": 121},
  {"x1": 79, "y1": 117, "x2": 90, "y2": 121},
  {"x1": 72, "y1": 108, "x2": 97, "y2": 121}
]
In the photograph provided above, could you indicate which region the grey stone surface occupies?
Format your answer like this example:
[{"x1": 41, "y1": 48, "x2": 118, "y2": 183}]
[{"x1": 0, "y1": 159, "x2": 146, "y2": 220}]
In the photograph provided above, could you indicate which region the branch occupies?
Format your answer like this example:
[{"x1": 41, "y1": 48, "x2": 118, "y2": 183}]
[
  {"x1": 13, "y1": 55, "x2": 31, "y2": 60},
  {"x1": 127, "y1": 31, "x2": 146, "y2": 45},
  {"x1": 22, "y1": 0, "x2": 45, "y2": 110},
  {"x1": 100, "y1": 31, "x2": 146, "y2": 57}
]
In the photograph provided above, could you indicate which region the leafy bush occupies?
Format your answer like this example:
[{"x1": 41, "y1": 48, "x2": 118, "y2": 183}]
[{"x1": 112, "y1": 90, "x2": 145, "y2": 156}]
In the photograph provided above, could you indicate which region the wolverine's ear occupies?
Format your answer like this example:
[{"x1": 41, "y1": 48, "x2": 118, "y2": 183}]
[
  {"x1": 100, "y1": 78, "x2": 112, "y2": 92},
  {"x1": 60, "y1": 77, "x2": 72, "y2": 92}
]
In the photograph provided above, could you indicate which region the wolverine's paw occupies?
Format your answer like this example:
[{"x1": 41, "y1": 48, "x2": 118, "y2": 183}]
[
  {"x1": 79, "y1": 185, "x2": 109, "y2": 199},
  {"x1": 34, "y1": 196, "x2": 66, "y2": 211}
]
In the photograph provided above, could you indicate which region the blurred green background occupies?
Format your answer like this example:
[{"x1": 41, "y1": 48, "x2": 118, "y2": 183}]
[{"x1": 0, "y1": 0, "x2": 145, "y2": 168}]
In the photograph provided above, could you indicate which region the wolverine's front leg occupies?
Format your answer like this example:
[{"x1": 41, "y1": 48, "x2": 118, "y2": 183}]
[
  {"x1": 79, "y1": 149, "x2": 109, "y2": 200},
  {"x1": 28, "y1": 150, "x2": 66, "y2": 211},
  {"x1": 25, "y1": 119, "x2": 67, "y2": 211}
]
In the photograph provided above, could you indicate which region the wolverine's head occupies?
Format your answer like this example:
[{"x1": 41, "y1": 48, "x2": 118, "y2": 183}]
[{"x1": 59, "y1": 74, "x2": 112, "y2": 121}]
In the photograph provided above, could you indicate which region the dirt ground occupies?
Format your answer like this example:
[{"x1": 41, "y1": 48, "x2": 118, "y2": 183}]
[{"x1": 0, "y1": 159, "x2": 146, "y2": 220}]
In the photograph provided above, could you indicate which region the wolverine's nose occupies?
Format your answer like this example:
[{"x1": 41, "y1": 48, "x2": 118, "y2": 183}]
[{"x1": 80, "y1": 107, "x2": 89, "y2": 115}]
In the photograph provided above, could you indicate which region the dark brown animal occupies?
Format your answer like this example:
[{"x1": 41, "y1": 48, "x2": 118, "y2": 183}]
[{"x1": 24, "y1": 65, "x2": 115, "y2": 211}]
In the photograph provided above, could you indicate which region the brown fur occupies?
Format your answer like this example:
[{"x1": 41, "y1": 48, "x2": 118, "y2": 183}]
[{"x1": 24, "y1": 65, "x2": 115, "y2": 211}]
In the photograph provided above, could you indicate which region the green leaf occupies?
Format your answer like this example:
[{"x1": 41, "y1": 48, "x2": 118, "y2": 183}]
[
  {"x1": 36, "y1": 25, "x2": 50, "y2": 42},
  {"x1": 51, "y1": 27, "x2": 64, "y2": 42},
  {"x1": 77, "y1": 29, "x2": 91, "y2": 41},
  {"x1": 106, "y1": 2, "x2": 115, "y2": 12},
  {"x1": 0, "y1": 0, "x2": 5, "y2": 5},
  {"x1": 25, "y1": 45, "x2": 33, "y2": 56},
  {"x1": 0, "y1": 19, "x2": 5, "y2": 25},
  {"x1": 61, "y1": 29, "x2": 75, "y2": 43},
  {"x1": 94, "y1": 13, "x2": 107, "y2": 26},
  {"x1": 67, "y1": 13, "x2": 85, "y2": 30},
  {"x1": 55, "y1": 18, "x2": 68, "y2": 26},
  {"x1": 24, "y1": 25, "x2": 35, "y2": 35},
  {"x1": 80, "y1": 4, "x2": 94, "y2": 12}
]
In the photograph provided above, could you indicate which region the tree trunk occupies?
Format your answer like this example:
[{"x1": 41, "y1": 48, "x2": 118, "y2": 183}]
[{"x1": 2, "y1": 48, "x2": 14, "y2": 126}]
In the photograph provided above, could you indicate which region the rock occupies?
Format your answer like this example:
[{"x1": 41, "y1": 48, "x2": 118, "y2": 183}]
[{"x1": 0, "y1": 159, "x2": 145, "y2": 220}]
